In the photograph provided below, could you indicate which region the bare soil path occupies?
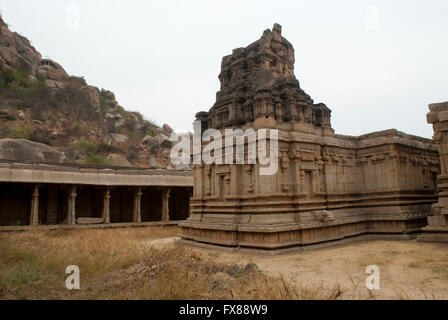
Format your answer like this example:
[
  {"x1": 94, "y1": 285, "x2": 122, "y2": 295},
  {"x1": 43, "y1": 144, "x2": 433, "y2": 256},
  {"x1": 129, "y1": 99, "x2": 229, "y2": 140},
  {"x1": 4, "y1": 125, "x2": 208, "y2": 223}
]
[{"x1": 141, "y1": 238, "x2": 448, "y2": 299}]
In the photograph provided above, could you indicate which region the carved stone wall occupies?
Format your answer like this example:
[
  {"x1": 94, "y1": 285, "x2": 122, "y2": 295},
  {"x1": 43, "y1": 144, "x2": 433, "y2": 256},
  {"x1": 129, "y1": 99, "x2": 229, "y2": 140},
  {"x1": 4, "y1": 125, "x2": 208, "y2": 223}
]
[{"x1": 180, "y1": 24, "x2": 440, "y2": 253}]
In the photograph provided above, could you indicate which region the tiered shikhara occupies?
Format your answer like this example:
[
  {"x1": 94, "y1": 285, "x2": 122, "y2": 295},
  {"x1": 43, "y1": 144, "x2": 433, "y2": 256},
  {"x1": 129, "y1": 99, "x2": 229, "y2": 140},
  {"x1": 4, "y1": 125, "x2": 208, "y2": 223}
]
[{"x1": 180, "y1": 24, "x2": 440, "y2": 253}]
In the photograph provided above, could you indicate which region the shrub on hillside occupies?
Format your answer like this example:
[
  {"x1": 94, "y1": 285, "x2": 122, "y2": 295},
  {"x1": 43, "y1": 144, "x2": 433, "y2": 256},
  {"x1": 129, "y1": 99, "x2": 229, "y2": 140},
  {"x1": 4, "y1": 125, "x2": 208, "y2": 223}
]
[{"x1": 66, "y1": 140, "x2": 111, "y2": 166}]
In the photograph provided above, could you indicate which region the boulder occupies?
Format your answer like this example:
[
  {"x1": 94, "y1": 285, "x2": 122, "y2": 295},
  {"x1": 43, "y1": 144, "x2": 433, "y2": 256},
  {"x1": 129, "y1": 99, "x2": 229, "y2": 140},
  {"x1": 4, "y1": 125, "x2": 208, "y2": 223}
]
[
  {"x1": 0, "y1": 16, "x2": 42, "y2": 72},
  {"x1": 17, "y1": 110, "x2": 25, "y2": 120},
  {"x1": 0, "y1": 110, "x2": 15, "y2": 121},
  {"x1": 105, "y1": 112, "x2": 115, "y2": 119},
  {"x1": 175, "y1": 163, "x2": 191, "y2": 170},
  {"x1": 44, "y1": 79, "x2": 66, "y2": 90},
  {"x1": 155, "y1": 133, "x2": 172, "y2": 149},
  {"x1": 37, "y1": 60, "x2": 69, "y2": 81},
  {"x1": 110, "y1": 133, "x2": 128, "y2": 144},
  {"x1": 107, "y1": 154, "x2": 131, "y2": 167},
  {"x1": 148, "y1": 156, "x2": 162, "y2": 168},
  {"x1": 80, "y1": 86, "x2": 100, "y2": 109},
  {"x1": 162, "y1": 123, "x2": 174, "y2": 135},
  {"x1": 141, "y1": 135, "x2": 155, "y2": 145},
  {"x1": 0, "y1": 138, "x2": 66, "y2": 163},
  {"x1": 100, "y1": 89, "x2": 116, "y2": 101}
]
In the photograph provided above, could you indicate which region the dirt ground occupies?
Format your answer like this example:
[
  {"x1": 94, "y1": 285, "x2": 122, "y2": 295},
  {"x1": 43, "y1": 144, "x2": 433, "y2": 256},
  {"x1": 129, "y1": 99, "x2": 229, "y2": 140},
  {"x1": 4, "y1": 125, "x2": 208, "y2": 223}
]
[
  {"x1": 213, "y1": 241, "x2": 448, "y2": 299},
  {"x1": 152, "y1": 237, "x2": 448, "y2": 299}
]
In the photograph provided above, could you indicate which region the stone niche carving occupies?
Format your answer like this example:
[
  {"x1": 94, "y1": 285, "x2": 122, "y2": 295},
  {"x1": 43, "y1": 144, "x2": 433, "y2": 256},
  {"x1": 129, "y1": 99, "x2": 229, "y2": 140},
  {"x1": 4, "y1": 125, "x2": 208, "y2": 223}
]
[{"x1": 180, "y1": 24, "x2": 440, "y2": 254}]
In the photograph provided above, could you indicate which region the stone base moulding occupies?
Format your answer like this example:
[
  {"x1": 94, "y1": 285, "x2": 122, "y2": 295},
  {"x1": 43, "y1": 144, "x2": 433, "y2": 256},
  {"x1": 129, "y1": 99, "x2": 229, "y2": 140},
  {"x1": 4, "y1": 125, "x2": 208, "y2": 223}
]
[
  {"x1": 178, "y1": 233, "x2": 419, "y2": 256},
  {"x1": 0, "y1": 221, "x2": 179, "y2": 232}
]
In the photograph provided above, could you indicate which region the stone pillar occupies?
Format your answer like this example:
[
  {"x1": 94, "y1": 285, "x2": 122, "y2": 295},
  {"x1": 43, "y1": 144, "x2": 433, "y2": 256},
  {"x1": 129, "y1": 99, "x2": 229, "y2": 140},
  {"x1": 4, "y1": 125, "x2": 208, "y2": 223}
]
[
  {"x1": 162, "y1": 188, "x2": 171, "y2": 222},
  {"x1": 102, "y1": 188, "x2": 111, "y2": 224},
  {"x1": 30, "y1": 185, "x2": 39, "y2": 226},
  {"x1": 133, "y1": 188, "x2": 142, "y2": 223},
  {"x1": 229, "y1": 165, "x2": 238, "y2": 195},
  {"x1": 194, "y1": 165, "x2": 203, "y2": 197},
  {"x1": 67, "y1": 186, "x2": 77, "y2": 225}
]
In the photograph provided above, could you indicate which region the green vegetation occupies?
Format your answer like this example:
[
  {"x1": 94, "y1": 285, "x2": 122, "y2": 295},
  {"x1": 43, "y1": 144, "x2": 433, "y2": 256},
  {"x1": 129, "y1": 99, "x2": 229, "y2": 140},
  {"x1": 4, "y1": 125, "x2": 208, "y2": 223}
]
[
  {"x1": 0, "y1": 69, "x2": 31, "y2": 89},
  {"x1": 140, "y1": 121, "x2": 158, "y2": 137},
  {"x1": 131, "y1": 111, "x2": 144, "y2": 122},
  {"x1": 65, "y1": 122, "x2": 89, "y2": 138},
  {"x1": 0, "y1": 124, "x2": 11, "y2": 138},
  {"x1": 67, "y1": 140, "x2": 111, "y2": 166},
  {"x1": 97, "y1": 142, "x2": 121, "y2": 154},
  {"x1": 0, "y1": 69, "x2": 103, "y2": 124},
  {"x1": 0, "y1": 123, "x2": 52, "y2": 145},
  {"x1": 68, "y1": 76, "x2": 87, "y2": 87},
  {"x1": 85, "y1": 153, "x2": 111, "y2": 166},
  {"x1": 10, "y1": 125, "x2": 32, "y2": 140}
]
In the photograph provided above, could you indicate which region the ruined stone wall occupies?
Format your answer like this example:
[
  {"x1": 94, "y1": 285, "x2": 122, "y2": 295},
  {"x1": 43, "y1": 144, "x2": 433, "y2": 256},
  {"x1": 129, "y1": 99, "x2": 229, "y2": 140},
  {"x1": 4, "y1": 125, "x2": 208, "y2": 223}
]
[{"x1": 419, "y1": 101, "x2": 448, "y2": 242}]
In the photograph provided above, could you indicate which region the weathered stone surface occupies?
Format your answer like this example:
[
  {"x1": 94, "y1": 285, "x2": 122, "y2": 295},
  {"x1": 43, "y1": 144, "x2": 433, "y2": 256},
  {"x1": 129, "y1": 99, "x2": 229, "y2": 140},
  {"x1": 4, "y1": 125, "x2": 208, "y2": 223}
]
[
  {"x1": 17, "y1": 110, "x2": 24, "y2": 120},
  {"x1": 163, "y1": 123, "x2": 174, "y2": 135},
  {"x1": 44, "y1": 79, "x2": 66, "y2": 90},
  {"x1": 80, "y1": 86, "x2": 100, "y2": 109},
  {"x1": 0, "y1": 16, "x2": 41, "y2": 72},
  {"x1": 101, "y1": 89, "x2": 116, "y2": 101},
  {"x1": 141, "y1": 135, "x2": 156, "y2": 145},
  {"x1": 0, "y1": 162, "x2": 193, "y2": 186},
  {"x1": 0, "y1": 138, "x2": 66, "y2": 163},
  {"x1": 419, "y1": 101, "x2": 448, "y2": 242},
  {"x1": 107, "y1": 154, "x2": 131, "y2": 167},
  {"x1": 77, "y1": 217, "x2": 105, "y2": 225},
  {"x1": 0, "y1": 110, "x2": 15, "y2": 121},
  {"x1": 155, "y1": 133, "x2": 172, "y2": 149},
  {"x1": 196, "y1": 23, "x2": 332, "y2": 135},
  {"x1": 180, "y1": 24, "x2": 440, "y2": 253},
  {"x1": 110, "y1": 133, "x2": 129, "y2": 144},
  {"x1": 175, "y1": 163, "x2": 191, "y2": 170},
  {"x1": 37, "y1": 59, "x2": 69, "y2": 81},
  {"x1": 148, "y1": 156, "x2": 162, "y2": 168}
]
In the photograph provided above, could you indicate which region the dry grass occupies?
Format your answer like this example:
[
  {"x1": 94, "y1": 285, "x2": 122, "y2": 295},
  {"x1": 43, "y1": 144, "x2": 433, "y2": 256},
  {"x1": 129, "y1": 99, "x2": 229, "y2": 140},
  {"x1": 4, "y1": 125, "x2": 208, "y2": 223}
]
[
  {"x1": 2, "y1": 229, "x2": 447, "y2": 300},
  {"x1": 0, "y1": 227, "x2": 339, "y2": 300}
]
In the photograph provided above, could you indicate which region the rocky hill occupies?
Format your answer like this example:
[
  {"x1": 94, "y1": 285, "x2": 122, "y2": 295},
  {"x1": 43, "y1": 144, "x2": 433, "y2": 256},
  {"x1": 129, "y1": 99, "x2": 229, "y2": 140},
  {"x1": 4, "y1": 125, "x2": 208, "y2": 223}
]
[{"x1": 0, "y1": 15, "x2": 179, "y2": 169}]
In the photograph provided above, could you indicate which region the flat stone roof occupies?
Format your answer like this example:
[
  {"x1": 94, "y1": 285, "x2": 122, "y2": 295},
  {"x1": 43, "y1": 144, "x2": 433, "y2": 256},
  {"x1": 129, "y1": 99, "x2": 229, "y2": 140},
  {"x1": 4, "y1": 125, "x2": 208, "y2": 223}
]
[{"x1": 0, "y1": 160, "x2": 193, "y2": 187}]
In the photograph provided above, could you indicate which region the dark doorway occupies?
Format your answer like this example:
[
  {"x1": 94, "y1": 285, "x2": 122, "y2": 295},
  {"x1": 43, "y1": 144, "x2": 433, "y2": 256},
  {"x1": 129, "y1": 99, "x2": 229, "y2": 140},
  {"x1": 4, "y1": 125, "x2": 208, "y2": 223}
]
[
  {"x1": 169, "y1": 187, "x2": 192, "y2": 221},
  {"x1": 0, "y1": 183, "x2": 31, "y2": 226}
]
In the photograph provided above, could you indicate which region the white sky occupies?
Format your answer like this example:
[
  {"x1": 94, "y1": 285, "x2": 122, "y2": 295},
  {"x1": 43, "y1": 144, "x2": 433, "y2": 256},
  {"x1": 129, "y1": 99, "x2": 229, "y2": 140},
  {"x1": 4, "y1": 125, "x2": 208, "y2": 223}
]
[{"x1": 0, "y1": 0, "x2": 447, "y2": 138}]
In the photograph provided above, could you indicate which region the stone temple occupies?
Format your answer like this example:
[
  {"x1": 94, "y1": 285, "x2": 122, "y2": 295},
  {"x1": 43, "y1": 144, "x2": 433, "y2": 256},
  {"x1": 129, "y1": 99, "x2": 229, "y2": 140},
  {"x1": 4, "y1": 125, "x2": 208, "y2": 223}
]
[{"x1": 180, "y1": 24, "x2": 441, "y2": 253}]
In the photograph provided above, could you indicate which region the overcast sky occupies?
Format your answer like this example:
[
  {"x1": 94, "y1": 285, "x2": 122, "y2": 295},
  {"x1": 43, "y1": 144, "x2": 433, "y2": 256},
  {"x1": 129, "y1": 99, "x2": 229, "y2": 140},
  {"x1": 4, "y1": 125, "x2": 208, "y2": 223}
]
[{"x1": 0, "y1": 0, "x2": 447, "y2": 138}]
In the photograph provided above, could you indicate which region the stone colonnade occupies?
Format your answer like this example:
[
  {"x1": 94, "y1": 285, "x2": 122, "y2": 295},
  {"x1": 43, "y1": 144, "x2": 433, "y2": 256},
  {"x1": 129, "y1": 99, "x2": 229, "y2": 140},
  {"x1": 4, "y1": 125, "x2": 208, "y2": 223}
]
[{"x1": 27, "y1": 184, "x2": 174, "y2": 226}]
